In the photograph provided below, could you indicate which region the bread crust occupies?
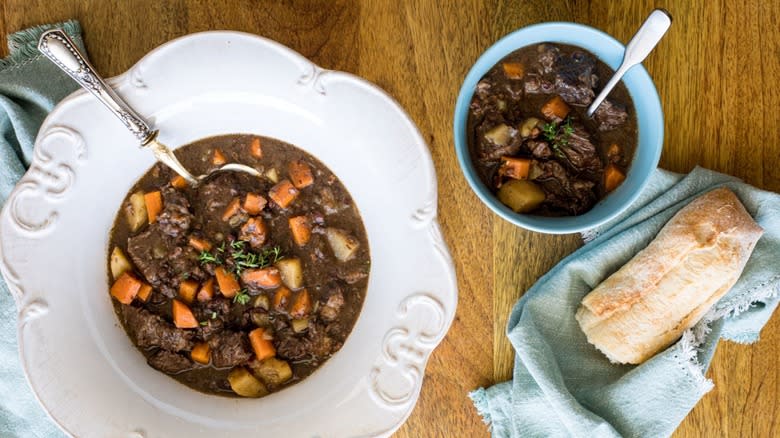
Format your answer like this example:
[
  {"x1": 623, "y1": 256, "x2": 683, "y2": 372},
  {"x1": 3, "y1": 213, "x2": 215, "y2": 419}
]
[{"x1": 576, "y1": 188, "x2": 763, "y2": 364}]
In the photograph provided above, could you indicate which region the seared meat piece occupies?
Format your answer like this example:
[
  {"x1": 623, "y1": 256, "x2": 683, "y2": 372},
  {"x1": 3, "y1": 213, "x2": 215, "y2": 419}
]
[
  {"x1": 127, "y1": 226, "x2": 200, "y2": 297},
  {"x1": 208, "y1": 331, "x2": 252, "y2": 368},
  {"x1": 319, "y1": 288, "x2": 345, "y2": 322},
  {"x1": 528, "y1": 46, "x2": 597, "y2": 106},
  {"x1": 537, "y1": 44, "x2": 560, "y2": 74},
  {"x1": 276, "y1": 322, "x2": 339, "y2": 361},
  {"x1": 560, "y1": 125, "x2": 604, "y2": 175},
  {"x1": 530, "y1": 160, "x2": 597, "y2": 215},
  {"x1": 593, "y1": 99, "x2": 629, "y2": 131},
  {"x1": 147, "y1": 350, "x2": 194, "y2": 374},
  {"x1": 196, "y1": 318, "x2": 224, "y2": 341},
  {"x1": 195, "y1": 173, "x2": 242, "y2": 236},
  {"x1": 527, "y1": 140, "x2": 552, "y2": 159},
  {"x1": 121, "y1": 305, "x2": 194, "y2": 352},
  {"x1": 335, "y1": 268, "x2": 368, "y2": 285},
  {"x1": 157, "y1": 187, "x2": 192, "y2": 238}
]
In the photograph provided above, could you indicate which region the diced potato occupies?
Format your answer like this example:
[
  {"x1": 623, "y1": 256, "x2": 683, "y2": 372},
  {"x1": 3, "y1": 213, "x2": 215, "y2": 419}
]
[
  {"x1": 484, "y1": 124, "x2": 515, "y2": 147},
  {"x1": 519, "y1": 117, "x2": 542, "y2": 138},
  {"x1": 325, "y1": 228, "x2": 360, "y2": 262},
  {"x1": 265, "y1": 168, "x2": 279, "y2": 184},
  {"x1": 251, "y1": 357, "x2": 293, "y2": 387},
  {"x1": 125, "y1": 191, "x2": 148, "y2": 232},
  {"x1": 497, "y1": 180, "x2": 546, "y2": 213},
  {"x1": 291, "y1": 318, "x2": 309, "y2": 333},
  {"x1": 275, "y1": 258, "x2": 302, "y2": 289},
  {"x1": 253, "y1": 294, "x2": 270, "y2": 310},
  {"x1": 110, "y1": 247, "x2": 133, "y2": 280},
  {"x1": 228, "y1": 367, "x2": 268, "y2": 398}
]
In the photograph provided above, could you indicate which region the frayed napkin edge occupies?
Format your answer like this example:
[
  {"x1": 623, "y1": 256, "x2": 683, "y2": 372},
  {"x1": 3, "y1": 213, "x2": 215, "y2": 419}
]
[
  {"x1": 469, "y1": 388, "x2": 494, "y2": 429},
  {"x1": 1, "y1": 20, "x2": 81, "y2": 70}
]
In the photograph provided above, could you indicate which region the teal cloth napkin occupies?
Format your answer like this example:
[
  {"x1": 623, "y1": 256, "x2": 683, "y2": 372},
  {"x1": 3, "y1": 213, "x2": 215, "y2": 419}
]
[
  {"x1": 471, "y1": 167, "x2": 780, "y2": 437},
  {"x1": 0, "y1": 20, "x2": 82, "y2": 438}
]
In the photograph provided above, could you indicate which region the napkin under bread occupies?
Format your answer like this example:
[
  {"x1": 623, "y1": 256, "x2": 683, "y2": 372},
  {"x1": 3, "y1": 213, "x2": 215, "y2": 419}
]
[
  {"x1": 471, "y1": 167, "x2": 780, "y2": 438},
  {"x1": 0, "y1": 21, "x2": 82, "y2": 438}
]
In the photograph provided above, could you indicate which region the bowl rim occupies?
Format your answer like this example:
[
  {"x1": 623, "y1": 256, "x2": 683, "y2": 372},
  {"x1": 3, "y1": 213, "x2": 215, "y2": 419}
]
[{"x1": 453, "y1": 21, "x2": 664, "y2": 234}]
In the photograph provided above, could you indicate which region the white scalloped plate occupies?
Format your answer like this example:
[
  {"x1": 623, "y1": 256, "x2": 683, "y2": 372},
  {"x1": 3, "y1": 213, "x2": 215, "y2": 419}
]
[{"x1": 0, "y1": 31, "x2": 457, "y2": 438}]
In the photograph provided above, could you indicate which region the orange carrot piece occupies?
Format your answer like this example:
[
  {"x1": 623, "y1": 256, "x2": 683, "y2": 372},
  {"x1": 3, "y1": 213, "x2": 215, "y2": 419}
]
[
  {"x1": 221, "y1": 198, "x2": 242, "y2": 222},
  {"x1": 288, "y1": 160, "x2": 314, "y2": 189},
  {"x1": 243, "y1": 193, "x2": 267, "y2": 215},
  {"x1": 171, "y1": 175, "x2": 188, "y2": 189},
  {"x1": 289, "y1": 216, "x2": 311, "y2": 246},
  {"x1": 290, "y1": 289, "x2": 312, "y2": 318},
  {"x1": 191, "y1": 342, "x2": 211, "y2": 365},
  {"x1": 144, "y1": 191, "x2": 163, "y2": 224},
  {"x1": 249, "y1": 137, "x2": 263, "y2": 159},
  {"x1": 541, "y1": 95, "x2": 570, "y2": 120},
  {"x1": 179, "y1": 279, "x2": 199, "y2": 304},
  {"x1": 248, "y1": 328, "x2": 276, "y2": 361},
  {"x1": 268, "y1": 179, "x2": 299, "y2": 209},
  {"x1": 498, "y1": 157, "x2": 531, "y2": 180},
  {"x1": 172, "y1": 299, "x2": 199, "y2": 329},
  {"x1": 215, "y1": 267, "x2": 240, "y2": 298},
  {"x1": 604, "y1": 164, "x2": 626, "y2": 193},
  {"x1": 197, "y1": 278, "x2": 215, "y2": 302},
  {"x1": 136, "y1": 282, "x2": 153, "y2": 302},
  {"x1": 240, "y1": 217, "x2": 268, "y2": 249},
  {"x1": 272, "y1": 286, "x2": 292, "y2": 312},
  {"x1": 502, "y1": 62, "x2": 525, "y2": 79},
  {"x1": 241, "y1": 267, "x2": 282, "y2": 290},
  {"x1": 110, "y1": 272, "x2": 143, "y2": 304},
  {"x1": 188, "y1": 236, "x2": 212, "y2": 252},
  {"x1": 212, "y1": 148, "x2": 227, "y2": 165}
]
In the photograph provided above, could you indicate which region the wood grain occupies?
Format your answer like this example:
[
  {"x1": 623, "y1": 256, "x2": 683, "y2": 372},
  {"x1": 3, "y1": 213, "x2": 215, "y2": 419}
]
[{"x1": 2, "y1": 1, "x2": 778, "y2": 436}]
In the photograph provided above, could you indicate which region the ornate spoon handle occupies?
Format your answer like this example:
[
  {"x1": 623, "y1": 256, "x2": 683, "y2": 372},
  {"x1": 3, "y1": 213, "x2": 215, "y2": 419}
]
[{"x1": 38, "y1": 29, "x2": 156, "y2": 144}]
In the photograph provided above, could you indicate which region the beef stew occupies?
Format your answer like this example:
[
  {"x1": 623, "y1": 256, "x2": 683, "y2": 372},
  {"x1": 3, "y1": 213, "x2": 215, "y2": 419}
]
[
  {"x1": 107, "y1": 134, "x2": 369, "y2": 397},
  {"x1": 468, "y1": 43, "x2": 638, "y2": 216}
]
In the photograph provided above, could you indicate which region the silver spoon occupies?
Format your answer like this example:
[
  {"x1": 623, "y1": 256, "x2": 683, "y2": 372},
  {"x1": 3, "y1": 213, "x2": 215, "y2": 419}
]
[
  {"x1": 586, "y1": 9, "x2": 672, "y2": 118},
  {"x1": 37, "y1": 29, "x2": 261, "y2": 187}
]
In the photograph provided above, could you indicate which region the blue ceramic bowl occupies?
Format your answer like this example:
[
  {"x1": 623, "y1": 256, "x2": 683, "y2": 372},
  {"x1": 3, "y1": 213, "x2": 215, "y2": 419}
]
[{"x1": 454, "y1": 22, "x2": 663, "y2": 234}]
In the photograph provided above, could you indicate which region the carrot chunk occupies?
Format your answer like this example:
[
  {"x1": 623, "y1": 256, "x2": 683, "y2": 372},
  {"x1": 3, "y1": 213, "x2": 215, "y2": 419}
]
[
  {"x1": 171, "y1": 175, "x2": 188, "y2": 189},
  {"x1": 110, "y1": 272, "x2": 143, "y2": 304},
  {"x1": 222, "y1": 198, "x2": 242, "y2": 222},
  {"x1": 191, "y1": 342, "x2": 211, "y2": 365},
  {"x1": 136, "y1": 282, "x2": 153, "y2": 302},
  {"x1": 249, "y1": 138, "x2": 263, "y2": 159},
  {"x1": 498, "y1": 156, "x2": 531, "y2": 180},
  {"x1": 541, "y1": 95, "x2": 570, "y2": 120},
  {"x1": 188, "y1": 236, "x2": 212, "y2": 252},
  {"x1": 289, "y1": 216, "x2": 311, "y2": 246},
  {"x1": 502, "y1": 62, "x2": 525, "y2": 79},
  {"x1": 268, "y1": 179, "x2": 299, "y2": 209},
  {"x1": 197, "y1": 278, "x2": 215, "y2": 302},
  {"x1": 215, "y1": 266, "x2": 240, "y2": 298},
  {"x1": 290, "y1": 289, "x2": 312, "y2": 318},
  {"x1": 249, "y1": 328, "x2": 276, "y2": 361},
  {"x1": 172, "y1": 299, "x2": 199, "y2": 329},
  {"x1": 272, "y1": 286, "x2": 292, "y2": 312},
  {"x1": 243, "y1": 193, "x2": 267, "y2": 215},
  {"x1": 604, "y1": 164, "x2": 626, "y2": 193},
  {"x1": 241, "y1": 267, "x2": 282, "y2": 289},
  {"x1": 144, "y1": 191, "x2": 163, "y2": 223},
  {"x1": 288, "y1": 160, "x2": 314, "y2": 189},
  {"x1": 212, "y1": 148, "x2": 227, "y2": 165},
  {"x1": 178, "y1": 279, "x2": 199, "y2": 304}
]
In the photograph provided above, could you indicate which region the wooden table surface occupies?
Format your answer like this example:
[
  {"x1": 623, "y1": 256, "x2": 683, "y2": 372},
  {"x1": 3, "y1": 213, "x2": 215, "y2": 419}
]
[{"x1": 3, "y1": 1, "x2": 778, "y2": 436}]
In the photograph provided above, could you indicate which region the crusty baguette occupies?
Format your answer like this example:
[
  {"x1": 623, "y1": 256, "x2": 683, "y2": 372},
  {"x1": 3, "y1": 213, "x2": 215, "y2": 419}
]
[{"x1": 576, "y1": 188, "x2": 763, "y2": 364}]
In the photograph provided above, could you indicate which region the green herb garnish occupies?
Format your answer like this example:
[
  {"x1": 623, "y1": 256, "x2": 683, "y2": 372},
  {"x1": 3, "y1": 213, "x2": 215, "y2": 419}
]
[
  {"x1": 198, "y1": 250, "x2": 222, "y2": 265},
  {"x1": 211, "y1": 311, "x2": 217, "y2": 320},
  {"x1": 199, "y1": 321, "x2": 208, "y2": 326},
  {"x1": 542, "y1": 116, "x2": 574, "y2": 160},
  {"x1": 233, "y1": 289, "x2": 251, "y2": 305}
]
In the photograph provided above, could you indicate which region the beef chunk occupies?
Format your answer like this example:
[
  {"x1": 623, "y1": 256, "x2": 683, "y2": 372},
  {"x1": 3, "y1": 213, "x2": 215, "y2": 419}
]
[
  {"x1": 127, "y1": 226, "x2": 200, "y2": 297},
  {"x1": 147, "y1": 350, "x2": 194, "y2": 374},
  {"x1": 121, "y1": 305, "x2": 194, "y2": 352},
  {"x1": 208, "y1": 331, "x2": 252, "y2": 368},
  {"x1": 276, "y1": 322, "x2": 341, "y2": 361},
  {"x1": 560, "y1": 125, "x2": 604, "y2": 175},
  {"x1": 195, "y1": 173, "x2": 242, "y2": 235},
  {"x1": 156, "y1": 187, "x2": 193, "y2": 238},
  {"x1": 530, "y1": 160, "x2": 597, "y2": 215},
  {"x1": 527, "y1": 45, "x2": 597, "y2": 106},
  {"x1": 593, "y1": 99, "x2": 629, "y2": 131},
  {"x1": 319, "y1": 288, "x2": 345, "y2": 322},
  {"x1": 528, "y1": 140, "x2": 552, "y2": 159},
  {"x1": 196, "y1": 318, "x2": 224, "y2": 341}
]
